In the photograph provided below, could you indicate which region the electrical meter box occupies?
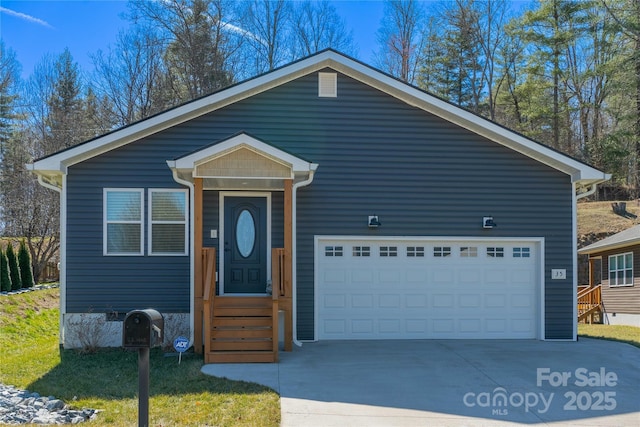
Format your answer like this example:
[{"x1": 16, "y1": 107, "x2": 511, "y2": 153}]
[{"x1": 123, "y1": 309, "x2": 164, "y2": 348}]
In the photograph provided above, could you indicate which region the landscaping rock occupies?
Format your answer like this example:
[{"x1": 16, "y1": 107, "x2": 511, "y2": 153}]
[{"x1": 0, "y1": 384, "x2": 98, "y2": 425}]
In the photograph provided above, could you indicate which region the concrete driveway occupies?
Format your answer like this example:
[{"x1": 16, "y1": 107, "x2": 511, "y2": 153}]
[{"x1": 202, "y1": 339, "x2": 640, "y2": 426}]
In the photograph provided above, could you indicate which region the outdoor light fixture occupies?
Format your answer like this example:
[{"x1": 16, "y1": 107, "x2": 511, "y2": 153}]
[
  {"x1": 368, "y1": 215, "x2": 381, "y2": 228},
  {"x1": 483, "y1": 216, "x2": 497, "y2": 229}
]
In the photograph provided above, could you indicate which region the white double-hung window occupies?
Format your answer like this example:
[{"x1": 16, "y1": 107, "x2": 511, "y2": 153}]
[
  {"x1": 104, "y1": 189, "x2": 144, "y2": 255},
  {"x1": 148, "y1": 189, "x2": 188, "y2": 256},
  {"x1": 609, "y1": 252, "x2": 633, "y2": 287}
]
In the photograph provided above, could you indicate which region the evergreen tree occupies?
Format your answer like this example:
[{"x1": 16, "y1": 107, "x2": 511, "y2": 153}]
[
  {"x1": 45, "y1": 48, "x2": 85, "y2": 154},
  {"x1": 18, "y1": 240, "x2": 34, "y2": 288},
  {"x1": 5, "y1": 243, "x2": 21, "y2": 290},
  {"x1": 0, "y1": 248, "x2": 10, "y2": 292}
]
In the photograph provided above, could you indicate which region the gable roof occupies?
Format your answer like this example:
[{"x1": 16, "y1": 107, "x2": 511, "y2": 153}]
[
  {"x1": 578, "y1": 225, "x2": 640, "y2": 255},
  {"x1": 166, "y1": 132, "x2": 318, "y2": 190},
  {"x1": 28, "y1": 49, "x2": 609, "y2": 190}
]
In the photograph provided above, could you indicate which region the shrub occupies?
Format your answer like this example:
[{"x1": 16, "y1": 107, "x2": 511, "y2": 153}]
[
  {"x1": 0, "y1": 248, "x2": 10, "y2": 292},
  {"x1": 5, "y1": 243, "x2": 21, "y2": 291},
  {"x1": 18, "y1": 240, "x2": 34, "y2": 288}
]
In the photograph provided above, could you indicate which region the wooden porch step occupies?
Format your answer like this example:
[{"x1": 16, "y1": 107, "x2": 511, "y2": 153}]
[
  {"x1": 206, "y1": 351, "x2": 276, "y2": 363},
  {"x1": 210, "y1": 296, "x2": 276, "y2": 360},
  {"x1": 212, "y1": 328, "x2": 272, "y2": 339},
  {"x1": 211, "y1": 340, "x2": 273, "y2": 351},
  {"x1": 213, "y1": 296, "x2": 272, "y2": 309},
  {"x1": 213, "y1": 316, "x2": 273, "y2": 328}
]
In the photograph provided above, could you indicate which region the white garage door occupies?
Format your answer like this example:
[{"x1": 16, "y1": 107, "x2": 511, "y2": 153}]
[{"x1": 316, "y1": 238, "x2": 540, "y2": 339}]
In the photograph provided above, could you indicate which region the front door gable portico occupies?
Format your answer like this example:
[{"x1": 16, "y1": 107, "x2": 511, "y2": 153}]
[
  {"x1": 167, "y1": 132, "x2": 318, "y2": 357},
  {"x1": 167, "y1": 132, "x2": 318, "y2": 190}
]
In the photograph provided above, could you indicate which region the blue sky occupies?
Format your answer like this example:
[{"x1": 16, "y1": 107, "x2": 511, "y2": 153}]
[{"x1": 1, "y1": 0, "x2": 386, "y2": 79}]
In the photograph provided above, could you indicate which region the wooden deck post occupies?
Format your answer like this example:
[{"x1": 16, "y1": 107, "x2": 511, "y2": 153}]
[
  {"x1": 284, "y1": 178, "x2": 293, "y2": 351},
  {"x1": 194, "y1": 178, "x2": 204, "y2": 354}
]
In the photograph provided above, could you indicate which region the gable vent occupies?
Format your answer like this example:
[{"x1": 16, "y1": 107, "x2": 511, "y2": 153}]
[{"x1": 318, "y1": 72, "x2": 337, "y2": 97}]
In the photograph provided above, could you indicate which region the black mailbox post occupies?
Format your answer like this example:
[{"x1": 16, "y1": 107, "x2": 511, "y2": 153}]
[
  {"x1": 123, "y1": 309, "x2": 164, "y2": 427},
  {"x1": 123, "y1": 309, "x2": 164, "y2": 348}
]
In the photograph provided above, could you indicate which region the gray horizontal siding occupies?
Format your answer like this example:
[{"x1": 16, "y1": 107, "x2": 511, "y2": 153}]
[
  {"x1": 66, "y1": 70, "x2": 574, "y2": 338},
  {"x1": 598, "y1": 246, "x2": 640, "y2": 315},
  {"x1": 66, "y1": 169, "x2": 189, "y2": 314}
]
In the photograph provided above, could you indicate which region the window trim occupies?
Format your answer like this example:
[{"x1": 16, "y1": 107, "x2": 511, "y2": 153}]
[
  {"x1": 103, "y1": 188, "x2": 144, "y2": 256},
  {"x1": 608, "y1": 252, "x2": 634, "y2": 287},
  {"x1": 148, "y1": 189, "x2": 189, "y2": 256}
]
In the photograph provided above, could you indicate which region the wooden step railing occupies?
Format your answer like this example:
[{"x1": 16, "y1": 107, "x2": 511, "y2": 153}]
[
  {"x1": 202, "y1": 248, "x2": 216, "y2": 357},
  {"x1": 272, "y1": 248, "x2": 292, "y2": 351},
  {"x1": 577, "y1": 285, "x2": 603, "y2": 324}
]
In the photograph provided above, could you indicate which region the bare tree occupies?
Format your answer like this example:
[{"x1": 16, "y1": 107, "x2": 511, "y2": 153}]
[
  {"x1": 92, "y1": 27, "x2": 167, "y2": 126},
  {"x1": 128, "y1": 0, "x2": 239, "y2": 100},
  {"x1": 291, "y1": 1, "x2": 357, "y2": 57},
  {"x1": 475, "y1": 0, "x2": 511, "y2": 120},
  {"x1": 375, "y1": 0, "x2": 426, "y2": 83},
  {"x1": 1, "y1": 126, "x2": 60, "y2": 283},
  {"x1": 240, "y1": 0, "x2": 292, "y2": 73}
]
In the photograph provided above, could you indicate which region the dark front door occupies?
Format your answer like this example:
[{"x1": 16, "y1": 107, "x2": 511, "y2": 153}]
[{"x1": 224, "y1": 197, "x2": 267, "y2": 294}]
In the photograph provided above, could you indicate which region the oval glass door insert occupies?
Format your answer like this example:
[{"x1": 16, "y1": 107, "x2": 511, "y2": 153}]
[{"x1": 236, "y1": 210, "x2": 256, "y2": 258}]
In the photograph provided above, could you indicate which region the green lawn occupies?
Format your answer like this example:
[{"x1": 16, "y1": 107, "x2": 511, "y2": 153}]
[
  {"x1": 0, "y1": 288, "x2": 280, "y2": 426},
  {"x1": 578, "y1": 323, "x2": 640, "y2": 349}
]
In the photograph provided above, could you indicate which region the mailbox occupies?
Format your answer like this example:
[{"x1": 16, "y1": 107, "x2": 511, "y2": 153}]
[{"x1": 123, "y1": 309, "x2": 164, "y2": 349}]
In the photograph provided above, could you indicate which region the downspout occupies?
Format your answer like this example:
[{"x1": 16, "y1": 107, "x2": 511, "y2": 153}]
[
  {"x1": 291, "y1": 168, "x2": 317, "y2": 347},
  {"x1": 37, "y1": 175, "x2": 62, "y2": 193},
  {"x1": 576, "y1": 183, "x2": 597, "y2": 200},
  {"x1": 171, "y1": 168, "x2": 196, "y2": 348}
]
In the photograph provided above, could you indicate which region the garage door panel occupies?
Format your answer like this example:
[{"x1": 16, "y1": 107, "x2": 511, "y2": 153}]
[
  {"x1": 511, "y1": 294, "x2": 534, "y2": 308},
  {"x1": 432, "y1": 319, "x2": 455, "y2": 333},
  {"x1": 433, "y1": 269, "x2": 455, "y2": 284},
  {"x1": 324, "y1": 269, "x2": 346, "y2": 284},
  {"x1": 459, "y1": 294, "x2": 481, "y2": 308},
  {"x1": 352, "y1": 269, "x2": 373, "y2": 283},
  {"x1": 323, "y1": 319, "x2": 346, "y2": 334},
  {"x1": 432, "y1": 294, "x2": 454, "y2": 308},
  {"x1": 379, "y1": 270, "x2": 401, "y2": 284},
  {"x1": 486, "y1": 318, "x2": 507, "y2": 333},
  {"x1": 405, "y1": 294, "x2": 427, "y2": 308},
  {"x1": 378, "y1": 320, "x2": 399, "y2": 334},
  {"x1": 406, "y1": 319, "x2": 427, "y2": 333},
  {"x1": 512, "y1": 318, "x2": 534, "y2": 333},
  {"x1": 379, "y1": 294, "x2": 401, "y2": 308},
  {"x1": 352, "y1": 294, "x2": 374, "y2": 308},
  {"x1": 317, "y1": 238, "x2": 539, "y2": 339},
  {"x1": 485, "y1": 269, "x2": 509, "y2": 284},
  {"x1": 485, "y1": 294, "x2": 506, "y2": 308},
  {"x1": 459, "y1": 319, "x2": 482, "y2": 333}
]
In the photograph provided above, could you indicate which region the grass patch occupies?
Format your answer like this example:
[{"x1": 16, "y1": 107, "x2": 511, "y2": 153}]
[
  {"x1": 578, "y1": 324, "x2": 640, "y2": 349},
  {"x1": 0, "y1": 289, "x2": 280, "y2": 426},
  {"x1": 577, "y1": 200, "x2": 640, "y2": 236}
]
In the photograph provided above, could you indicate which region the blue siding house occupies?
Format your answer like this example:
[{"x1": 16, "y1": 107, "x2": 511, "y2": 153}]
[{"x1": 29, "y1": 50, "x2": 609, "y2": 362}]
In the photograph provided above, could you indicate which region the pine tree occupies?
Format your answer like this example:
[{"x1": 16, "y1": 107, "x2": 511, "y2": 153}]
[
  {"x1": 18, "y1": 240, "x2": 34, "y2": 288},
  {"x1": 0, "y1": 248, "x2": 11, "y2": 292},
  {"x1": 5, "y1": 243, "x2": 20, "y2": 290}
]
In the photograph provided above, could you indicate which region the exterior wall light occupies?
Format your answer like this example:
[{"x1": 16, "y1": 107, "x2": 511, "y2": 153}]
[
  {"x1": 368, "y1": 215, "x2": 381, "y2": 228},
  {"x1": 483, "y1": 216, "x2": 497, "y2": 229}
]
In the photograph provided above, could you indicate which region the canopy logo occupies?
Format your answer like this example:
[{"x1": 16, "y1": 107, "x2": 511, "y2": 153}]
[
  {"x1": 463, "y1": 367, "x2": 618, "y2": 417},
  {"x1": 463, "y1": 387, "x2": 553, "y2": 415}
]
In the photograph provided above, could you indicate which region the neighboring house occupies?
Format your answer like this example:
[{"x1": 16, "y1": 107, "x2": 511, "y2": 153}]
[
  {"x1": 578, "y1": 225, "x2": 640, "y2": 327},
  {"x1": 28, "y1": 50, "x2": 609, "y2": 361}
]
